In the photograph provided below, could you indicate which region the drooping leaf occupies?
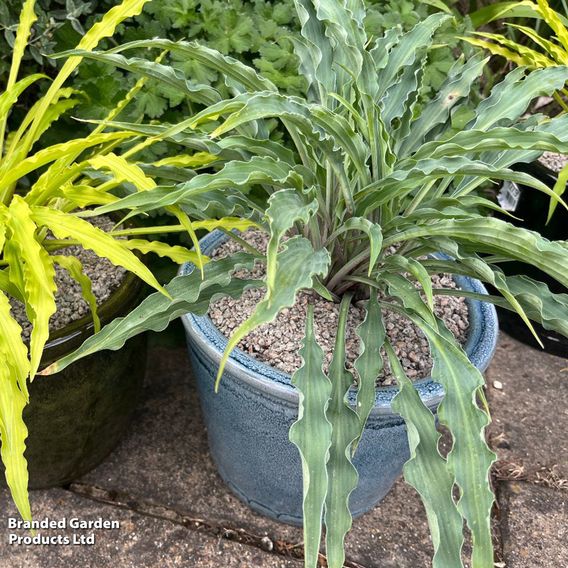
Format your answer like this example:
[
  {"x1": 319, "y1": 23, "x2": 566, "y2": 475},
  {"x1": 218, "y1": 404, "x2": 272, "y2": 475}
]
[
  {"x1": 353, "y1": 289, "x2": 385, "y2": 451},
  {"x1": 324, "y1": 295, "x2": 360, "y2": 568},
  {"x1": 41, "y1": 253, "x2": 260, "y2": 375},
  {"x1": 387, "y1": 342, "x2": 464, "y2": 568},
  {"x1": 289, "y1": 305, "x2": 332, "y2": 568},
  {"x1": 215, "y1": 189, "x2": 330, "y2": 390},
  {"x1": 0, "y1": 292, "x2": 31, "y2": 522},
  {"x1": 408, "y1": 315, "x2": 496, "y2": 568},
  {"x1": 6, "y1": 196, "x2": 57, "y2": 377}
]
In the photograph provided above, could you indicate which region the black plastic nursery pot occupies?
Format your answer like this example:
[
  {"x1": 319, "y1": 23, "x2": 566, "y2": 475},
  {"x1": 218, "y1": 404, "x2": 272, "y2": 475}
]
[
  {"x1": 2, "y1": 271, "x2": 147, "y2": 489},
  {"x1": 495, "y1": 160, "x2": 568, "y2": 358}
]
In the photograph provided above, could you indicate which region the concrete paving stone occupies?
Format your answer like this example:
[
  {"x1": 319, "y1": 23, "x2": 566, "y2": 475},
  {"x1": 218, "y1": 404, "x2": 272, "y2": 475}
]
[
  {"x1": 0, "y1": 488, "x2": 302, "y2": 568},
  {"x1": 81, "y1": 345, "x2": 439, "y2": 567},
  {"x1": 486, "y1": 335, "x2": 568, "y2": 474},
  {"x1": 499, "y1": 481, "x2": 568, "y2": 567}
]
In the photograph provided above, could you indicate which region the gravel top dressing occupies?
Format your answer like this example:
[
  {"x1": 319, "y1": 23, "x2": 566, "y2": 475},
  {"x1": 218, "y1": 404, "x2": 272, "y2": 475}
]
[
  {"x1": 538, "y1": 151, "x2": 568, "y2": 174},
  {"x1": 208, "y1": 230, "x2": 469, "y2": 385},
  {"x1": 11, "y1": 216, "x2": 127, "y2": 341}
]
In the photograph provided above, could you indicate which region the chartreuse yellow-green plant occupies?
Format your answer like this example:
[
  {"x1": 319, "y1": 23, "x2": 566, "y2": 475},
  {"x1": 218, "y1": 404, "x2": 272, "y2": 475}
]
[
  {"x1": 41, "y1": 1, "x2": 568, "y2": 566},
  {"x1": 0, "y1": 0, "x2": 257, "y2": 522},
  {"x1": 465, "y1": 0, "x2": 568, "y2": 222}
]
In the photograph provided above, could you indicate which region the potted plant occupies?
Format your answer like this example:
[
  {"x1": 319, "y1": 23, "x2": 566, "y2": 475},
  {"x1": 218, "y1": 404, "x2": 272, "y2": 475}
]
[
  {"x1": 466, "y1": 0, "x2": 568, "y2": 356},
  {"x1": 48, "y1": 1, "x2": 568, "y2": 566},
  {"x1": 0, "y1": 0, "x2": 238, "y2": 523}
]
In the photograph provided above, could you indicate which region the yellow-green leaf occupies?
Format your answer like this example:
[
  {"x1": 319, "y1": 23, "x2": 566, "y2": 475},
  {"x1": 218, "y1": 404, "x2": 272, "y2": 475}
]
[
  {"x1": 30, "y1": 207, "x2": 169, "y2": 297},
  {"x1": 52, "y1": 255, "x2": 100, "y2": 333},
  {"x1": 0, "y1": 291, "x2": 32, "y2": 522},
  {"x1": 89, "y1": 152, "x2": 157, "y2": 191},
  {"x1": 122, "y1": 238, "x2": 206, "y2": 265},
  {"x1": 6, "y1": 196, "x2": 57, "y2": 377},
  {"x1": 152, "y1": 152, "x2": 218, "y2": 168}
]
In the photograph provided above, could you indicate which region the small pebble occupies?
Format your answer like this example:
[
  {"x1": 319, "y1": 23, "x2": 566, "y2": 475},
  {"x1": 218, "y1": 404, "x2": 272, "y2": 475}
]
[
  {"x1": 493, "y1": 380, "x2": 504, "y2": 390},
  {"x1": 208, "y1": 230, "x2": 470, "y2": 385},
  {"x1": 538, "y1": 151, "x2": 568, "y2": 174}
]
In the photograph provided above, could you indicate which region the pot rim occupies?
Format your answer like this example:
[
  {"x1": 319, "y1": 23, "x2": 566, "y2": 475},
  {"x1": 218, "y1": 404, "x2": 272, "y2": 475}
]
[{"x1": 180, "y1": 230, "x2": 499, "y2": 415}]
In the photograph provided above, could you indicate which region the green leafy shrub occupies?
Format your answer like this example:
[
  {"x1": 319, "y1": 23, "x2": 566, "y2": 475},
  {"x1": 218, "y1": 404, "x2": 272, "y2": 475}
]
[{"x1": 48, "y1": 1, "x2": 568, "y2": 567}]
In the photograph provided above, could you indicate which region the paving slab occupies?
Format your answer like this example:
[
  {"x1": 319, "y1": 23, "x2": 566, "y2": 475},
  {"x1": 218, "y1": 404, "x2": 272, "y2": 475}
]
[
  {"x1": 499, "y1": 481, "x2": 568, "y2": 567},
  {"x1": 80, "y1": 345, "x2": 437, "y2": 567},
  {"x1": 486, "y1": 335, "x2": 568, "y2": 474},
  {"x1": 0, "y1": 488, "x2": 301, "y2": 568}
]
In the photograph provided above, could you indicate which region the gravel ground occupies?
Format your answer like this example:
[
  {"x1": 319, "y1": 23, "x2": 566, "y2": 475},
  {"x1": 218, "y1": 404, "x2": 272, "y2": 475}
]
[
  {"x1": 208, "y1": 230, "x2": 469, "y2": 385},
  {"x1": 10, "y1": 216, "x2": 127, "y2": 341},
  {"x1": 538, "y1": 151, "x2": 568, "y2": 173}
]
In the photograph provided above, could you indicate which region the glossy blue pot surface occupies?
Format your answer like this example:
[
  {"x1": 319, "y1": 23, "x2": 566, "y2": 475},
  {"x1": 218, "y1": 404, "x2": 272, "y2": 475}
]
[{"x1": 180, "y1": 231, "x2": 499, "y2": 525}]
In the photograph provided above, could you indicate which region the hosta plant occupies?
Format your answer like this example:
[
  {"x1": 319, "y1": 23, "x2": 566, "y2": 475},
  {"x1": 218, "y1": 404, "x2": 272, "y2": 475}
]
[
  {"x1": 45, "y1": 1, "x2": 568, "y2": 566},
  {"x1": 0, "y1": 0, "x2": 252, "y2": 522}
]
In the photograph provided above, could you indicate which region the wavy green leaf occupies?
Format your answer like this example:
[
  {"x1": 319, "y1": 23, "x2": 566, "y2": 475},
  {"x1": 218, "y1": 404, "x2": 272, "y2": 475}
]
[
  {"x1": 289, "y1": 305, "x2": 332, "y2": 568},
  {"x1": 324, "y1": 295, "x2": 359, "y2": 568},
  {"x1": 409, "y1": 315, "x2": 496, "y2": 568},
  {"x1": 387, "y1": 342, "x2": 464, "y2": 568},
  {"x1": 353, "y1": 289, "x2": 384, "y2": 451},
  {"x1": 215, "y1": 190, "x2": 329, "y2": 390},
  {"x1": 42, "y1": 253, "x2": 260, "y2": 375}
]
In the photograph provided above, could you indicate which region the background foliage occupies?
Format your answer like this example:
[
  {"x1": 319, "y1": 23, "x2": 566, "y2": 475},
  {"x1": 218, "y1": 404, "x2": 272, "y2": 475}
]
[{"x1": 1, "y1": 0, "x2": 462, "y2": 131}]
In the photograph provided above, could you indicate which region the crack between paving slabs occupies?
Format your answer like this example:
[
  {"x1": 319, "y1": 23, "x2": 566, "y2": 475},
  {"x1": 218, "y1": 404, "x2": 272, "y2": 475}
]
[{"x1": 65, "y1": 481, "x2": 368, "y2": 568}]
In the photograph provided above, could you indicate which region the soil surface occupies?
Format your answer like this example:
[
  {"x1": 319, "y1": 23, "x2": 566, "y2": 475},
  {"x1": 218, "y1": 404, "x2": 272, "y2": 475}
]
[
  {"x1": 538, "y1": 151, "x2": 568, "y2": 174},
  {"x1": 208, "y1": 230, "x2": 469, "y2": 385},
  {"x1": 10, "y1": 215, "x2": 127, "y2": 341}
]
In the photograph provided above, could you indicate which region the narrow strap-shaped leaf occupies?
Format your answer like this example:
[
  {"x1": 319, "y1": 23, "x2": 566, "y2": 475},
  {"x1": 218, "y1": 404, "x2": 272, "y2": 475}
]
[
  {"x1": 356, "y1": 157, "x2": 563, "y2": 215},
  {"x1": 122, "y1": 239, "x2": 203, "y2": 265},
  {"x1": 6, "y1": 196, "x2": 57, "y2": 377},
  {"x1": 470, "y1": 66, "x2": 568, "y2": 131},
  {"x1": 0, "y1": 132, "x2": 133, "y2": 191},
  {"x1": 413, "y1": 125, "x2": 568, "y2": 162},
  {"x1": 383, "y1": 254, "x2": 434, "y2": 311},
  {"x1": 0, "y1": 294, "x2": 32, "y2": 522},
  {"x1": 409, "y1": 315, "x2": 496, "y2": 568},
  {"x1": 88, "y1": 152, "x2": 157, "y2": 190},
  {"x1": 325, "y1": 218, "x2": 382, "y2": 276},
  {"x1": 215, "y1": 191, "x2": 330, "y2": 389},
  {"x1": 289, "y1": 305, "x2": 332, "y2": 568},
  {"x1": 324, "y1": 295, "x2": 359, "y2": 568},
  {"x1": 0, "y1": 0, "x2": 37, "y2": 157},
  {"x1": 353, "y1": 289, "x2": 385, "y2": 451},
  {"x1": 400, "y1": 54, "x2": 488, "y2": 155},
  {"x1": 61, "y1": 38, "x2": 277, "y2": 93},
  {"x1": 0, "y1": 74, "x2": 47, "y2": 122},
  {"x1": 88, "y1": 156, "x2": 304, "y2": 217},
  {"x1": 385, "y1": 217, "x2": 568, "y2": 290},
  {"x1": 42, "y1": 253, "x2": 260, "y2": 375},
  {"x1": 380, "y1": 273, "x2": 437, "y2": 327},
  {"x1": 21, "y1": 0, "x2": 151, "y2": 154},
  {"x1": 376, "y1": 13, "x2": 450, "y2": 98},
  {"x1": 52, "y1": 255, "x2": 100, "y2": 333},
  {"x1": 386, "y1": 342, "x2": 464, "y2": 568},
  {"x1": 52, "y1": 51, "x2": 222, "y2": 107},
  {"x1": 30, "y1": 207, "x2": 168, "y2": 297}
]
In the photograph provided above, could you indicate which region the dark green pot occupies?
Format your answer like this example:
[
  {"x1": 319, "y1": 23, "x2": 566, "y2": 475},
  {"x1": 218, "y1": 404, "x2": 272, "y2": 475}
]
[{"x1": 8, "y1": 271, "x2": 147, "y2": 489}]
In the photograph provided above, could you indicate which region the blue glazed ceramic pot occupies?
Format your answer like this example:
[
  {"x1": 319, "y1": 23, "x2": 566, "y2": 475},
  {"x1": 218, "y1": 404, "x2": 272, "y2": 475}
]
[{"x1": 180, "y1": 231, "x2": 499, "y2": 526}]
